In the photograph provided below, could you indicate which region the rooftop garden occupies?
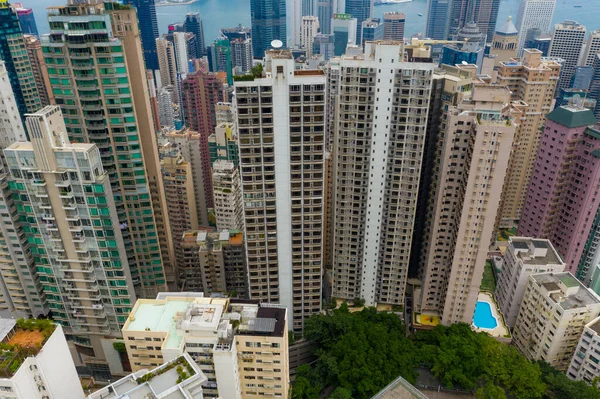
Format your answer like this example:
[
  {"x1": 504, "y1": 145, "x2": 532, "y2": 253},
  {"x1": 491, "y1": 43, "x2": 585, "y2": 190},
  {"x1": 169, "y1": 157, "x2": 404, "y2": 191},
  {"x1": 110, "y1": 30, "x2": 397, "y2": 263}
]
[
  {"x1": 0, "y1": 318, "x2": 55, "y2": 377},
  {"x1": 135, "y1": 356, "x2": 196, "y2": 385}
]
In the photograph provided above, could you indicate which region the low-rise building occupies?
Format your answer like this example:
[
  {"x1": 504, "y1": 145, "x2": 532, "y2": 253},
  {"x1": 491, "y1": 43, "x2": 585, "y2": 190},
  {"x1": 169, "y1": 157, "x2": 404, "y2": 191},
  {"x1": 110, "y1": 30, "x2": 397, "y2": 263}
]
[
  {"x1": 0, "y1": 319, "x2": 84, "y2": 399},
  {"x1": 87, "y1": 353, "x2": 206, "y2": 399},
  {"x1": 495, "y1": 237, "x2": 565, "y2": 328},
  {"x1": 122, "y1": 293, "x2": 288, "y2": 399},
  {"x1": 513, "y1": 273, "x2": 600, "y2": 371},
  {"x1": 567, "y1": 316, "x2": 600, "y2": 383}
]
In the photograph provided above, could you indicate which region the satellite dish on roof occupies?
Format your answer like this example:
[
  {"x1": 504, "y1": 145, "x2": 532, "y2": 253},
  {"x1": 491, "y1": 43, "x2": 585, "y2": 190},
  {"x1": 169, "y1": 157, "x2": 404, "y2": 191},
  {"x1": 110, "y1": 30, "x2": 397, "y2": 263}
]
[
  {"x1": 271, "y1": 39, "x2": 283, "y2": 49},
  {"x1": 462, "y1": 61, "x2": 468, "y2": 65}
]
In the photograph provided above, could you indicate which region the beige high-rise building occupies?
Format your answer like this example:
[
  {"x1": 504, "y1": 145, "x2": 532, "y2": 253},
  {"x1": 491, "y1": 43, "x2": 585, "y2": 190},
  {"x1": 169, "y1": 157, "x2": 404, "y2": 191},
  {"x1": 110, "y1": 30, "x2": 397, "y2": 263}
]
[
  {"x1": 166, "y1": 128, "x2": 210, "y2": 227},
  {"x1": 44, "y1": 2, "x2": 175, "y2": 297},
  {"x1": 160, "y1": 144, "x2": 199, "y2": 287},
  {"x1": 331, "y1": 41, "x2": 434, "y2": 308},
  {"x1": 156, "y1": 37, "x2": 179, "y2": 104},
  {"x1": 418, "y1": 82, "x2": 516, "y2": 324},
  {"x1": 234, "y1": 49, "x2": 325, "y2": 332},
  {"x1": 496, "y1": 49, "x2": 560, "y2": 228},
  {"x1": 23, "y1": 35, "x2": 53, "y2": 107},
  {"x1": 301, "y1": 16, "x2": 319, "y2": 58},
  {"x1": 122, "y1": 293, "x2": 289, "y2": 399},
  {"x1": 490, "y1": 16, "x2": 519, "y2": 67},
  {"x1": 513, "y1": 272, "x2": 600, "y2": 371},
  {"x1": 181, "y1": 230, "x2": 248, "y2": 296},
  {"x1": 212, "y1": 160, "x2": 243, "y2": 231}
]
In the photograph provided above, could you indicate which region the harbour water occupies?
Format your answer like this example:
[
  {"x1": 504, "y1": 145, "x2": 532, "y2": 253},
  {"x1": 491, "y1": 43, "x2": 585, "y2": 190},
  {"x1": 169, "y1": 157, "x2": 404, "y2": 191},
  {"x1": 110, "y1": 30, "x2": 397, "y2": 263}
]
[{"x1": 23, "y1": 0, "x2": 600, "y2": 49}]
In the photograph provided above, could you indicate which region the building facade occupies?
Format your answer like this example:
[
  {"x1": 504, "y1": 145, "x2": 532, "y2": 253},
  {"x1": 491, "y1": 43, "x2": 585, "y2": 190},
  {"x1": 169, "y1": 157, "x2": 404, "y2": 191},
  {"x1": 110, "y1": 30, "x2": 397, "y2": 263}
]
[
  {"x1": 345, "y1": 0, "x2": 372, "y2": 44},
  {"x1": 234, "y1": 50, "x2": 325, "y2": 331},
  {"x1": 548, "y1": 20, "x2": 587, "y2": 92},
  {"x1": 495, "y1": 237, "x2": 565, "y2": 328},
  {"x1": 44, "y1": 2, "x2": 175, "y2": 298},
  {"x1": 383, "y1": 12, "x2": 405, "y2": 41},
  {"x1": 361, "y1": 18, "x2": 384, "y2": 46},
  {"x1": 447, "y1": 0, "x2": 501, "y2": 41},
  {"x1": 512, "y1": 272, "x2": 600, "y2": 371},
  {"x1": 250, "y1": 0, "x2": 287, "y2": 59},
  {"x1": 515, "y1": 0, "x2": 556, "y2": 55},
  {"x1": 567, "y1": 316, "x2": 600, "y2": 384},
  {"x1": 425, "y1": 0, "x2": 450, "y2": 40},
  {"x1": 496, "y1": 49, "x2": 560, "y2": 228},
  {"x1": 184, "y1": 13, "x2": 207, "y2": 58},
  {"x1": 212, "y1": 160, "x2": 243, "y2": 231},
  {"x1": 23, "y1": 35, "x2": 53, "y2": 108},
  {"x1": 123, "y1": 0, "x2": 159, "y2": 71},
  {"x1": 490, "y1": 16, "x2": 519, "y2": 67},
  {"x1": 301, "y1": 16, "x2": 319, "y2": 58}
]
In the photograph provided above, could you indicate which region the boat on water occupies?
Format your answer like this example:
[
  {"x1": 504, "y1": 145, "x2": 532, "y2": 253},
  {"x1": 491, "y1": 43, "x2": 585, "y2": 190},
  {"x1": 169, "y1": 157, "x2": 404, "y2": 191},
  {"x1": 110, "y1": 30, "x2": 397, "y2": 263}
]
[
  {"x1": 574, "y1": 5, "x2": 583, "y2": 8},
  {"x1": 418, "y1": 13, "x2": 423, "y2": 16},
  {"x1": 374, "y1": 0, "x2": 412, "y2": 5}
]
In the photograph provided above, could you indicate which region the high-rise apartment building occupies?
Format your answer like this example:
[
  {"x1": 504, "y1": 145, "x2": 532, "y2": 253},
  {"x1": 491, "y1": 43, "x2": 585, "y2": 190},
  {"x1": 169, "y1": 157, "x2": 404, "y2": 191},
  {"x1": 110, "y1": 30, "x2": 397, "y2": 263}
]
[
  {"x1": 0, "y1": 1, "x2": 41, "y2": 118},
  {"x1": 251, "y1": 0, "x2": 287, "y2": 59},
  {"x1": 301, "y1": 16, "x2": 319, "y2": 57},
  {"x1": 157, "y1": 88, "x2": 175, "y2": 128},
  {"x1": 122, "y1": 294, "x2": 289, "y2": 399},
  {"x1": 287, "y1": 0, "x2": 302, "y2": 48},
  {"x1": 361, "y1": 18, "x2": 384, "y2": 46},
  {"x1": 230, "y1": 38, "x2": 254, "y2": 75},
  {"x1": 181, "y1": 230, "x2": 248, "y2": 295},
  {"x1": 490, "y1": 16, "x2": 519, "y2": 66},
  {"x1": 518, "y1": 106, "x2": 600, "y2": 276},
  {"x1": 174, "y1": 32, "x2": 191, "y2": 75},
  {"x1": 212, "y1": 160, "x2": 243, "y2": 231},
  {"x1": 44, "y1": 2, "x2": 175, "y2": 298},
  {"x1": 160, "y1": 146, "x2": 199, "y2": 284},
  {"x1": 181, "y1": 67, "x2": 225, "y2": 212},
  {"x1": 549, "y1": 21, "x2": 587, "y2": 92},
  {"x1": 4, "y1": 106, "x2": 136, "y2": 375},
  {"x1": 495, "y1": 237, "x2": 565, "y2": 328},
  {"x1": 418, "y1": 83, "x2": 515, "y2": 324},
  {"x1": 123, "y1": 0, "x2": 159, "y2": 71},
  {"x1": 496, "y1": 49, "x2": 560, "y2": 228},
  {"x1": 425, "y1": 0, "x2": 450, "y2": 40},
  {"x1": 590, "y1": 54, "x2": 600, "y2": 120},
  {"x1": 215, "y1": 102, "x2": 235, "y2": 125},
  {"x1": 512, "y1": 272, "x2": 600, "y2": 371},
  {"x1": 345, "y1": 0, "x2": 372, "y2": 44},
  {"x1": 184, "y1": 13, "x2": 207, "y2": 58},
  {"x1": 318, "y1": 0, "x2": 334, "y2": 34},
  {"x1": 0, "y1": 62, "x2": 25, "y2": 149},
  {"x1": 166, "y1": 128, "x2": 210, "y2": 227},
  {"x1": 331, "y1": 41, "x2": 433, "y2": 308},
  {"x1": 234, "y1": 49, "x2": 325, "y2": 331},
  {"x1": 23, "y1": 35, "x2": 53, "y2": 108},
  {"x1": 313, "y1": 33, "x2": 335, "y2": 60},
  {"x1": 515, "y1": 0, "x2": 556, "y2": 55},
  {"x1": 567, "y1": 316, "x2": 600, "y2": 383},
  {"x1": 209, "y1": 122, "x2": 239, "y2": 166},
  {"x1": 447, "y1": 0, "x2": 500, "y2": 41},
  {"x1": 580, "y1": 30, "x2": 600, "y2": 68},
  {"x1": 156, "y1": 37, "x2": 179, "y2": 103},
  {"x1": 208, "y1": 39, "x2": 233, "y2": 86},
  {"x1": 383, "y1": 12, "x2": 405, "y2": 41}
]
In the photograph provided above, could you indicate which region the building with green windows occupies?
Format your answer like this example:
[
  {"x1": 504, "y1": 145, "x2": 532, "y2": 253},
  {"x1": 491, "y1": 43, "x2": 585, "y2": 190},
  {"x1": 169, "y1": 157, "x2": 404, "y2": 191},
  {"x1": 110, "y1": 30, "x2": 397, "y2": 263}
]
[
  {"x1": 208, "y1": 122, "x2": 239, "y2": 166},
  {"x1": 43, "y1": 2, "x2": 176, "y2": 297},
  {"x1": 3, "y1": 106, "x2": 136, "y2": 379}
]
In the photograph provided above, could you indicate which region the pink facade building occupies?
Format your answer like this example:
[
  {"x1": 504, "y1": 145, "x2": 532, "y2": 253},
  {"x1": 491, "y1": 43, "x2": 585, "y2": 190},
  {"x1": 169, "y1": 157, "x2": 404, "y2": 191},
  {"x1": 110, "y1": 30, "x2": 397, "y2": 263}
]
[{"x1": 519, "y1": 105, "x2": 600, "y2": 274}]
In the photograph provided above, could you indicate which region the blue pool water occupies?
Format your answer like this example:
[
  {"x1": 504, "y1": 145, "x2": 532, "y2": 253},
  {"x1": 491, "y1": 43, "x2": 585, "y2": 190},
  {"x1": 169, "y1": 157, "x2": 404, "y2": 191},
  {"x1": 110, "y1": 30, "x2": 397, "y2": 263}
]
[{"x1": 473, "y1": 301, "x2": 498, "y2": 330}]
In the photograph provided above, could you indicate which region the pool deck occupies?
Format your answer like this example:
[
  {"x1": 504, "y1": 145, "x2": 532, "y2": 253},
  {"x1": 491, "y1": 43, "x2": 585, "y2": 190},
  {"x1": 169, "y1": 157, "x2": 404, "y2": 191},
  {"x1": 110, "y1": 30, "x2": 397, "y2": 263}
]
[{"x1": 472, "y1": 292, "x2": 509, "y2": 338}]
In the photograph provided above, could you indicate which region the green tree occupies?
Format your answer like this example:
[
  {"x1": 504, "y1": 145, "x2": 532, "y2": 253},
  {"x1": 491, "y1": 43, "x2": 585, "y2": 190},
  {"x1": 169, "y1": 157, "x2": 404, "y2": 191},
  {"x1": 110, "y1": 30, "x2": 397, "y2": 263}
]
[{"x1": 329, "y1": 387, "x2": 352, "y2": 399}]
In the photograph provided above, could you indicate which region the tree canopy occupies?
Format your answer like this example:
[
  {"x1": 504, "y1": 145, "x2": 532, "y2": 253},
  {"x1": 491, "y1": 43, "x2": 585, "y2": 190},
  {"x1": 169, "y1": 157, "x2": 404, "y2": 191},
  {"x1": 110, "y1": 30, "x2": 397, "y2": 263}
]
[{"x1": 292, "y1": 307, "x2": 600, "y2": 399}]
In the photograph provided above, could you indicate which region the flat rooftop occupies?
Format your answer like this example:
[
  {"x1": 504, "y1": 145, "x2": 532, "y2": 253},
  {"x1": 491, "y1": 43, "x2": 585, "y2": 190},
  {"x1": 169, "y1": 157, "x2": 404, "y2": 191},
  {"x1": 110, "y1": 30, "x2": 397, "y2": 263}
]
[
  {"x1": 510, "y1": 237, "x2": 564, "y2": 266},
  {"x1": 588, "y1": 317, "x2": 600, "y2": 335},
  {"x1": 533, "y1": 273, "x2": 600, "y2": 310}
]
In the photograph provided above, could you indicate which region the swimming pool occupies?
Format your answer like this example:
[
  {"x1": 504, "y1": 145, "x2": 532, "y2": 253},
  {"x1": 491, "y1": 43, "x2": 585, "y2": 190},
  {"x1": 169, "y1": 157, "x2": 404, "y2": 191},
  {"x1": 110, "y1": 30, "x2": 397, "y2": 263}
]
[{"x1": 473, "y1": 301, "x2": 498, "y2": 330}]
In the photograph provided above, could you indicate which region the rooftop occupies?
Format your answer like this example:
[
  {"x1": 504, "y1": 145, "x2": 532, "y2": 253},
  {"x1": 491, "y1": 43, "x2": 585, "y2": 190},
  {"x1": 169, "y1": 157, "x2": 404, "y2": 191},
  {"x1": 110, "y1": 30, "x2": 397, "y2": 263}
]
[
  {"x1": 546, "y1": 105, "x2": 597, "y2": 128},
  {"x1": 495, "y1": 16, "x2": 518, "y2": 36},
  {"x1": 532, "y1": 273, "x2": 600, "y2": 310},
  {"x1": 371, "y1": 374, "x2": 429, "y2": 399},
  {"x1": 587, "y1": 316, "x2": 600, "y2": 335},
  {"x1": 509, "y1": 237, "x2": 564, "y2": 266},
  {"x1": 87, "y1": 354, "x2": 205, "y2": 399}
]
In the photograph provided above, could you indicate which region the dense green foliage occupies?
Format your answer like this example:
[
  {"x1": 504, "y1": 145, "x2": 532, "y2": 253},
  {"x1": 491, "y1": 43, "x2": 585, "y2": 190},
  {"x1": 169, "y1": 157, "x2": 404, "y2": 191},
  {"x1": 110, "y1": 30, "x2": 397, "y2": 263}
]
[{"x1": 292, "y1": 307, "x2": 600, "y2": 399}]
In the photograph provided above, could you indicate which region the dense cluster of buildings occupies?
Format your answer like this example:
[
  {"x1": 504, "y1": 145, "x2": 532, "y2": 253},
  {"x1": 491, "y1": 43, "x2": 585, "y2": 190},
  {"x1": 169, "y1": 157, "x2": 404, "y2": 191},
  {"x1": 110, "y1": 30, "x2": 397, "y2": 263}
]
[{"x1": 1, "y1": 0, "x2": 600, "y2": 395}]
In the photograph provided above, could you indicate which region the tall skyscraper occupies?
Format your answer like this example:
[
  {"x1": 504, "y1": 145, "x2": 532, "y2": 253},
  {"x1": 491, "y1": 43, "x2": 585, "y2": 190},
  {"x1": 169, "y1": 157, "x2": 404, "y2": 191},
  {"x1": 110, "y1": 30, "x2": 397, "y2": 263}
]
[
  {"x1": 251, "y1": 0, "x2": 287, "y2": 59},
  {"x1": 123, "y1": 0, "x2": 159, "y2": 71},
  {"x1": 447, "y1": 0, "x2": 501, "y2": 41},
  {"x1": 496, "y1": 49, "x2": 560, "y2": 228},
  {"x1": 207, "y1": 39, "x2": 233, "y2": 85},
  {"x1": 181, "y1": 67, "x2": 225, "y2": 218},
  {"x1": 301, "y1": 16, "x2": 319, "y2": 57},
  {"x1": 4, "y1": 105, "x2": 136, "y2": 375},
  {"x1": 156, "y1": 37, "x2": 179, "y2": 102},
  {"x1": 184, "y1": 13, "x2": 206, "y2": 57},
  {"x1": 490, "y1": 16, "x2": 519, "y2": 66},
  {"x1": 0, "y1": 1, "x2": 41, "y2": 118},
  {"x1": 44, "y1": 2, "x2": 175, "y2": 297},
  {"x1": 383, "y1": 12, "x2": 405, "y2": 41},
  {"x1": 230, "y1": 37, "x2": 253, "y2": 74},
  {"x1": 582, "y1": 30, "x2": 600, "y2": 67},
  {"x1": 549, "y1": 21, "x2": 586, "y2": 92},
  {"x1": 157, "y1": 88, "x2": 175, "y2": 128},
  {"x1": 212, "y1": 160, "x2": 243, "y2": 231},
  {"x1": 0, "y1": 61, "x2": 26, "y2": 148},
  {"x1": 590, "y1": 54, "x2": 600, "y2": 119},
  {"x1": 23, "y1": 35, "x2": 53, "y2": 107},
  {"x1": 518, "y1": 106, "x2": 600, "y2": 275},
  {"x1": 331, "y1": 14, "x2": 357, "y2": 56},
  {"x1": 418, "y1": 81, "x2": 515, "y2": 325},
  {"x1": 234, "y1": 49, "x2": 325, "y2": 331},
  {"x1": 425, "y1": 0, "x2": 450, "y2": 40},
  {"x1": 345, "y1": 0, "x2": 372, "y2": 44},
  {"x1": 14, "y1": 6, "x2": 37, "y2": 37},
  {"x1": 317, "y1": 0, "x2": 334, "y2": 34},
  {"x1": 515, "y1": 0, "x2": 556, "y2": 55},
  {"x1": 331, "y1": 41, "x2": 433, "y2": 308},
  {"x1": 173, "y1": 32, "x2": 190, "y2": 75},
  {"x1": 287, "y1": 0, "x2": 302, "y2": 47}
]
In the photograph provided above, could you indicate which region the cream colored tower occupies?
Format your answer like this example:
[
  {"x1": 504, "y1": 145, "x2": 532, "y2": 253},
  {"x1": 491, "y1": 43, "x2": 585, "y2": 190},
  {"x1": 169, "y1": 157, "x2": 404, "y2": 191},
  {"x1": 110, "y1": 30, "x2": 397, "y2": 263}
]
[
  {"x1": 490, "y1": 16, "x2": 519, "y2": 67},
  {"x1": 496, "y1": 49, "x2": 560, "y2": 228}
]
